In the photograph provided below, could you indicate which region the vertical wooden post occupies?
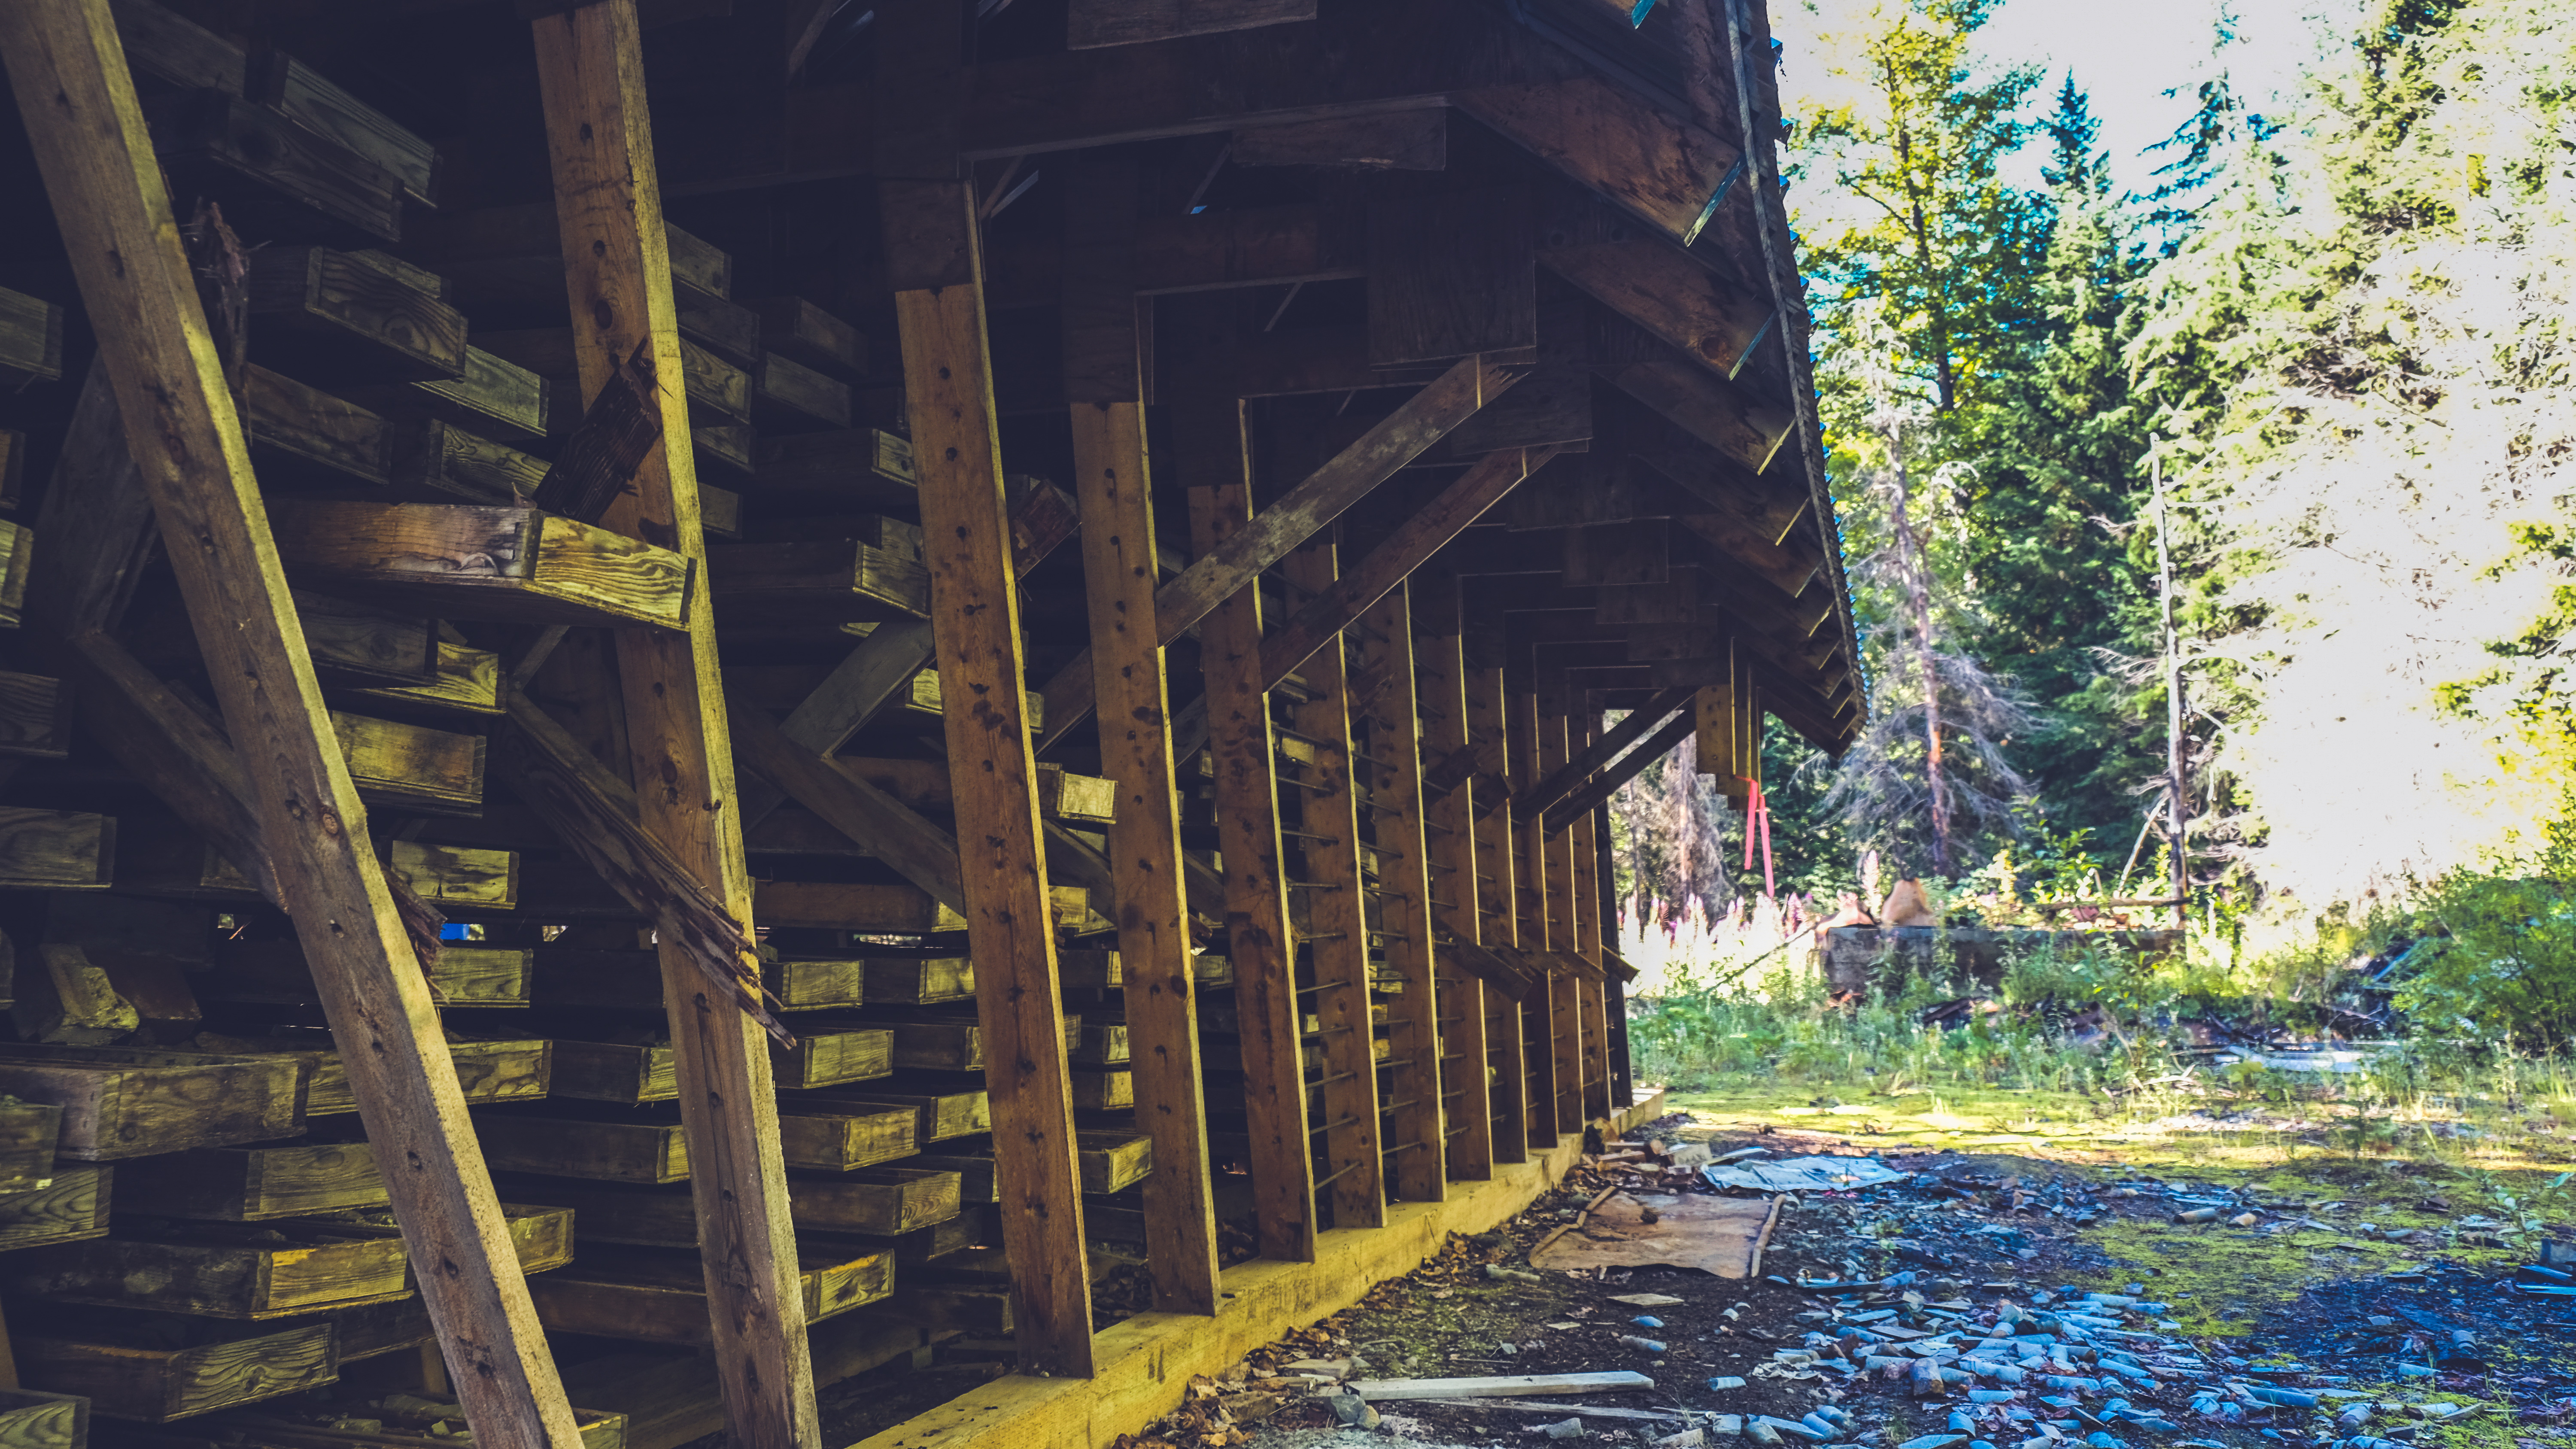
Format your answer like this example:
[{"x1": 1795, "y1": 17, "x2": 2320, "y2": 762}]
[
  {"x1": 529, "y1": 5, "x2": 820, "y2": 1432},
  {"x1": 1064, "y1": 153, "x2": 1220, "y2": 1314},
  {"x1": 1536, "y1": 711, "x2": 1583, "y2": 1134},
  {"x1": 1508, "y1": 690, "x2": 1558, "y2": 1148},
  {"x1": 1190, "y1": 453, "x2": 1318, "y2": 1263},
  {"x1": 1358, "y1": 583, "x2": 1443, "y2": 1203},
  {"x1": 1414, "y1": 609, "x2": 1491, "y2": 1182},
  {"x1": 1571, "y1": 713, "x2": 1611, "y2": 1122},
  {"x1": 1282, "y1": 544, "x2": 1384, "y2": 1229},
  {"x1": 1465, "y1": 665, "x2": 1528, "y2": 1165},
  {"x1": 4, "y1": 6, "x2": 583, "y2": 1446},
  {"x1": 885, "y1": 177, "x2": 1094, "y2": 1376}
]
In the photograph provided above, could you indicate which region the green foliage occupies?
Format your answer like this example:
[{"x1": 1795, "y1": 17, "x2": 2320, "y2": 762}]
[{"x1": 2398, "y1": 786, "x2": 2576, "y2": 1047}]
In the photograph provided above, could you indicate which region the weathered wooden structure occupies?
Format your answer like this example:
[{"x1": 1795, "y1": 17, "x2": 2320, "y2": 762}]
[{"x1": 0, "y1": 0, "x2": 1857, "y2": 1445}]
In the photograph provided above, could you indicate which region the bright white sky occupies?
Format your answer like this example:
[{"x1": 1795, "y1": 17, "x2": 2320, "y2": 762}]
[{"x1": 1771, "y1": 0, "x2": 2374, "y2": 197}]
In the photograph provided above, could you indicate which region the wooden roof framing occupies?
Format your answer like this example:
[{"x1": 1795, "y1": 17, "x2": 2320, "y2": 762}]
[{"x1": 0, "y1": 0, "x2": 1852, "y2": 1446}]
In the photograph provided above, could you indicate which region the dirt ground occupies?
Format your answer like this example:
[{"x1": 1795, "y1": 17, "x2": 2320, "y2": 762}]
[{"x1": 1097, "y1": 1103, "x2": 2576, "y2": 1449}]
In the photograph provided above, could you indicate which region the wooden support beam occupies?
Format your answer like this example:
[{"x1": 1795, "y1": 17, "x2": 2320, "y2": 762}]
[
  {"x1": 1570, "y1": 718, "x2": 1610, "y2": 1123},
  {"x1": 1413, "y1": 616, "x2": 1491, "y2": 1182},
  {"x1": 1536, "y1": 714, "x2": 1583, "y2": 1134},
  {"x1": 1186, "y1": 432, "x2": 1315, "y2": 1264},
  {"x1": 1038, "y1": 353, "x2": 1523, "y2": 751},
  {"x1": 1507, "y1": 693, "x2": 1557, "y2": 1149},
  {"x1": 1281, "y1": 544, "x2": 1382, "y2": 1229},
  {"x1": 1257, "y1": 445, "x2": 1551, "y2": 693},
  {"x1": 528, "y1": 4, "x2": 815, "y2": 1439},
  {"x1": 1064, "y1": 150, "x2": 1220, "y2": 1317},
  {"x1": 884, "y1": 177, "x2": 1094, "y2": 1377},
  {"x1": 726, "y1": 702, "x2": 968, "y2": 915},
  {"x1": 1358, "y1": 583, "x2": 1443, "y2": 1204},
  {"x1": 2, "y1": 6, "x2": 580, "y2": 1446},
  {"x1": 1540, "y1": 240, "x2": 1772, "y2": 380},
  {"x1": 737, "y1": 482, "x2": 1078, "y2": 829},
  {"x1": 1464, "y1": 665, "x2": 1528, "y2": 1165},
  {"x1": 1546, "y1": 707, "x2": 1697, "y2": 834},
  {"x1": 1515, "y1": 685, "x2": 1691, "y2": 820}
]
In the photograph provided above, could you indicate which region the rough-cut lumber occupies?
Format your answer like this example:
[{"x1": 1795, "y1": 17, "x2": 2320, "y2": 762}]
[
  {"x1": 530, "y1": 1246, "x2": 894, "y2": 1344},
  {"x1": 1040, "y1": 352, "x2": 1522, "y2": 750},
  {"x1": 329, "y1": 711, "x2": 483, "y2": 814},
  {"x1": 1543, "y1": 708, "x2": 1697, "y2": 835},
  {"x1": 0, "y1": 1102, "x2": 64, "y2": 1193},
  {"x1": 886, "y1": 175, "x2": 1094, "y2": 1377},
  {"x1": 775, "y1": 1103, "x2": 917, "y2": 1171},
  {"x1": 477, "y1": 1110, "x2": 691, "y2": 1184},
  {"x1": 1358, "y1": 583, "x2": 1445, "y2": 1203},
  {"x1": 142, "y1": 87, "x2": 405, "y2": 242},
  {"x1": 0, "y1": 1165, "x2": 111, "y2": 1252},
  {"x1": 363, "y1": 344, "x2": 552, "y2": 444},
  {"x1": 246, "y1": 245, "x2": 466, "y2": 382},
  {"x1": 1541, "y1": 240, "x2": 1772, "y2": 380},
  {"x1": 1185, "y1": 444, "x2": 1315, "y2": 1263},
  {"x1": 547, "y1": 1039, "x2": 680, "y2": 1104},
  {"x1": 0, "y1": 810, "x2": 114, "y2": 890},
  {"x1": 6, "y1": 1223, "x2": 413, "y2": 1318},
  {"x1": 752, "y1": 881, "x2": 966, "y2": 933},
  {"x1": 1063, "y1": 147, "x2": 1221, "y2": 1316},
  {"x1": 1233, "y1": 109, "x2": 1444, "y2": 169},
  {"x1": 20, "y1": 1319, "x2": 337, "y2": 1422},
  {"x1": 1415, "y1": 621, "x2": 1492, "y2": 1181},
  {"x1": 203, "y1": 939, "x2": 531, "y2": 1008},
  {"x1": 1457, "y1": 73, "x2": 1739, "y2": 245},
  {"x1": 242, "y1": 363, "x2": 393, "y2": 486},
  {"x1": 354, "y1": 640, "x2": 502, "y2": 717},
  {"x1": 115, "y1": 1141, "x2": 387, "y2": 1221},
  {"x1": 269, "y1": 501, "x2": 693, "y2": 631},
  {"x1": 727, "y1": 702, "x2": 966, "y2": 913},
  {"x1": 1517, "y1": 686, "x2": 1693, "y2": 819},
  {"x1": 705, "y1": 540, "x2": 928, "y2": 623},
  {"x1": 0, "y1": 287, "x2": 67, "y2": 390},
  {"x1": 0, "y1": 1046, "x2": 298, "y2": 1159},
  {"x1": 748, "y1": 296, "x2": 866, "y2": 377},
  {"x1": 253, "y1": 48, "x2": 439, "y2": 206}
]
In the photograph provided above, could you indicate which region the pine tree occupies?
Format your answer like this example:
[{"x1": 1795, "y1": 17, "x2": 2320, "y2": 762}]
[{"x1": 1949, "y1": 78, "x2": 2163, "y2": 851}]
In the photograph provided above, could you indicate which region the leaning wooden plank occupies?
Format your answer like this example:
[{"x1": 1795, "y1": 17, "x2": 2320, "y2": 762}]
[
  {"x1": 886, "y1": 176, "x2": 1094, "y2": 1376},
  {"x1": 246, "y1": 246, "x2": 466, "y2": 382},
  {"x1": 1038, "y1": 352, "x2": 1523, "y2": 750},
  {"x1": 270, "y1": 501, "x2": 693, "y2": 631},
  {"x1": 1344, "y1": 1372, "x2": 1655, "y2": 1401},
  {"x1": 0, "y1": 286, "x2": 66, "y2": 390},
  {"x1": 6, "y1": 1222, "x2": 411, "y2": 1318},
  {"x1": 530, "y1": 4, "x2": 815, "y2": 1438},
  {"x1": 0, "y1": 1046, "x2": 297, "y2": 1158},
  {"x1": 115, "y1": 1141, "x2": 386, "y2": 1221},
  {"x1": 19, "y1": 1318, "x2": 336, "y2": 1422},
  {"x1": 0, "y1": 1165, "x2": 112, "y2": 1252},
  {"x1": 0, "y1": 36, "x2": 573, "y2": 1424}
]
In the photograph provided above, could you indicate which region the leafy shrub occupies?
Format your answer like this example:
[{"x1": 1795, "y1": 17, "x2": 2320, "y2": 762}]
[{"x1": 2397, "y1": 787, "x2": 2576, "y2": 1048}]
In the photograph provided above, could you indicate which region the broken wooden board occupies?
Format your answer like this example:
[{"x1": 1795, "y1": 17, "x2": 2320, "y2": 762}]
[
  {"x1": 1340, "y1": 1371, "x2": 1656, "y2": 1401},
  {"x1": 1526, "y1": 1192, "x2": 1777, "y2": 1278}
]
